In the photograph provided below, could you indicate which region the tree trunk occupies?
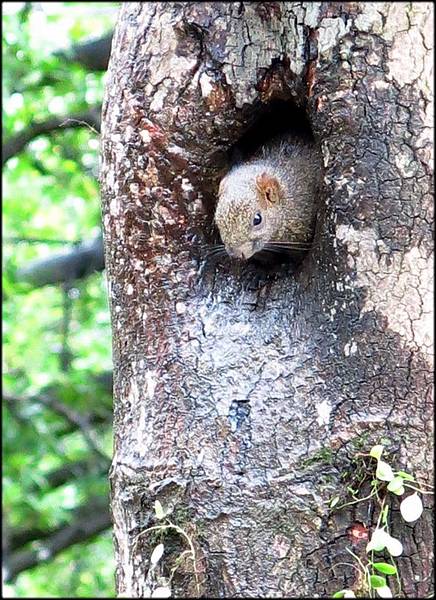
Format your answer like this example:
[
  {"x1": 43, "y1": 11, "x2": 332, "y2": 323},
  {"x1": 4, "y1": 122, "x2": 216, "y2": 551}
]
[{"x1": 101, "y1": 2, "x2": 433, "y2": 597}]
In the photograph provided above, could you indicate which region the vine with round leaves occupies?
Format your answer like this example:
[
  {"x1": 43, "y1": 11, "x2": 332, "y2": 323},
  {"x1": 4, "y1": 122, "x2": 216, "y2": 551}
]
[
  {"x1": 131, "y1": 500, "x2": 201, "y2": 599},
  {"x1": 330, "y1": 444, "x2": 433, "y2": 598}
]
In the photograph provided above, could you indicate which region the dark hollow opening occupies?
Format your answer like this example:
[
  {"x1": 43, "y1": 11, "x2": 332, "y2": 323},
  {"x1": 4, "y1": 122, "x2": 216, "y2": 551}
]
[{"x1": 229, "y1": 99, "x2": 314, "y2": 164}]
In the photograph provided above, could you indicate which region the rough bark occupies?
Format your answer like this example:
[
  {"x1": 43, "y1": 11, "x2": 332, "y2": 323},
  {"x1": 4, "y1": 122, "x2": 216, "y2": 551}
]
[{"x1": 101, "y1": 2, "x2": 433, "y2": 597}]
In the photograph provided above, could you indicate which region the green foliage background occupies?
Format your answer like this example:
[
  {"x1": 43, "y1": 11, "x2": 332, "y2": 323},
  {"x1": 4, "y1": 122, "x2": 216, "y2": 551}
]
[{"x1": 3, "y1": 3, "x2": 118, "y2": 597}]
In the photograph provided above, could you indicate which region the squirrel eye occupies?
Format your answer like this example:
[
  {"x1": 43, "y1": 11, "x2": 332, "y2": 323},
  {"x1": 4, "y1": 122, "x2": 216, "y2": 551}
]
[{"x1": 253, "y1": 212, "x2": 262, "y2": 226}]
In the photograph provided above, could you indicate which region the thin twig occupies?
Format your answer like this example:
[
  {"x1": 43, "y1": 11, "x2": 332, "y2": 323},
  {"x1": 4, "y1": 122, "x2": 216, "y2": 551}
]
[
  {"x1": 59, "y1": 117, "x2": 100, "y2": 136},
  {"x1": 4, "y1": 236, "x2": 80, "y2": 245}
]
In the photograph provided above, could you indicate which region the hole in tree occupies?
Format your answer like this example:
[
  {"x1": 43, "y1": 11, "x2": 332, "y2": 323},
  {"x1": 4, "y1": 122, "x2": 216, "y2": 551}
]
[
  {"x1": 229, "y1": 99, "x2": 314, "y2": 163},
  {"x1": 204, "y1": 99, "x2": 320, "y2": 285}
]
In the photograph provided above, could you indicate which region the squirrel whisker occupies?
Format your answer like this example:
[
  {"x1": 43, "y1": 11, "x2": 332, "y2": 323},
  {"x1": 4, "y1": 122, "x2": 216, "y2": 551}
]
[
  {"x1": 265, "y1": 241, "x2": 312, "y2": 248},
  {"x1": 264, "y1": 243, "x2": 311, "y2": 252},
  {"x1": 205, "y1": 248, "x2": 228, "y2": 259},
  {"x1": 204, "y1": 243, "x2": 225, "y2": 250}
]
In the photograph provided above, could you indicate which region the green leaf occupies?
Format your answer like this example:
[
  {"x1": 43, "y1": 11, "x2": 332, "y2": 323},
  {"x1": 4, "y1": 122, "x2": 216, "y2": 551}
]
[
  {"x1": 333, "y1": 590, "x2": 355, "y2": 598},
  {"x1": 370, "y1": 575, "x2": 387, "y2": 588},
  {"x1": 387, "y1": 476, "x2": 405, "y2": 495},
  {"x1": 373, "y1": 562, "x2": 397, "y2": 575},
  {"x1": 329, "y1": 496, "x2": 340, "y2": 508},
  {"x1": 396, "y1": 470, "x2": 415, "y2": 481},
  {"x1": 381, "y1": 504, "x2": 389, "y2": 525},
  {"x1": 370, "y1": 445, "x2": 384, "y2": 460}
]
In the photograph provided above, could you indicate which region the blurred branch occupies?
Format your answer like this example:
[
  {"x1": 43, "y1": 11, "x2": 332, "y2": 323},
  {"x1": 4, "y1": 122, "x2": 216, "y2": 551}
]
[
  {"x1": 3, "y1": 390, "x2": 109, "y2": 463},
  {"x1": 4, "y1": 236, "x2": 81, "y2": 245},
  {"x1": 57, "y1": 412, "x2": 111, "y2": 438},
  {"x1": 37, "y1": 392, "x2": 109, "y2": 462},
  {"x1": 10, "y1": 526, "x2": 55, "y2": 553},
  {"x1": 5, "y1": 497, "x2": 112, "y2": 582},
  {"x1": 10, "y1": 32, "x2": 115, "y2": 95},
  {"x1": 3, "y1": 371, "x2": 113, "y2": 439},
  {"x1": 2, "y1": 106, "x2": 101, "y2": 165},
  {"x1": 55, "y1": 32, "x2": 114, "y2": 71},
  {"x1": 30, "y1": 457, "x2": 110, "y2": 494},
  {"x1": 15, "y1": 236, "x2": 105, "y2": 287}
]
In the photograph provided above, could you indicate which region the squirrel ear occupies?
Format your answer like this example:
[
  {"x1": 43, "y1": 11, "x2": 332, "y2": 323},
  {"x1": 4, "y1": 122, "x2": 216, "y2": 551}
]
[{"x1": 256, "y1": 172, "x2": 282, "y2": 206}]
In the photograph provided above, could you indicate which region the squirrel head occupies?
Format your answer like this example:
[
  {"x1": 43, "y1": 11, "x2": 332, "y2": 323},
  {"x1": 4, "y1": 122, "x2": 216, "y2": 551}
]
[{"x1": 215, "y1": 163, "x2": 285, "y2": 260}]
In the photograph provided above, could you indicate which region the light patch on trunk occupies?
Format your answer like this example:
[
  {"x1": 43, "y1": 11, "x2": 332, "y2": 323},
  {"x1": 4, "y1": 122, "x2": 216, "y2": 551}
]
[
  {"x1": 127, "y1": 378, "x2": 140, "y2": 406},
  {"x1": 304, "y1": 3, "x2": 321, "y2": 28},
  {"x1": 272, "y1": 534, "x2": 291, "y2": 559},
  {"x1": 181, "y1": 177, "x2": 194, "y2": 192},
  {"x1": 318, "y1": 17, "x2": 351, "y2": 57},
  {"x1": 394, "y1": 146, "x2": 418, "y2": 178},
  {"x1": 344, "y1": 340, "x2": 358, "y2": 356},
  {"x1": 354, "y1": 4, "x2": 384, "y2": 34},
  {"x1": 140, "y1": 130, "x2": 151, "y2": 144},
  {"x1": 337, "y1": 224, "x2": 433, "y2": 360},
  {"x1": 145, "y1": 370, "x2": 158, "y2": 400},
  {"x1": 199, "y1": 72, "x2": 214, "y2": 97},
  {"x1": 110, "y1": 196, "x2": 120, "y2": 216},
  {"x1": 113, "y1": 517, "x2": 134, "y2": 597},
  {"x1": 176, "y1": 301, "x2": 186, "y2": 315},
  {"x1": 385, "y1": 3, "x2": 433, "y2": 88},
  {"x1": 317, "y1": 400, "x2": 332, "y2": 426}
]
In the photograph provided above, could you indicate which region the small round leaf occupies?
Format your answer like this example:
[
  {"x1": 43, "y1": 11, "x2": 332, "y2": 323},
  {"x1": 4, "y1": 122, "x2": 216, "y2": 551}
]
[
  {"x1": 333, "y1": 590, "x2": 355, "y2": 598},
  {"x1": 370, "y1": 575, "x2": 386, "y2": 588},
  {"x1": 154, "y1": 500, "x2": 165, "y2": 520},
  {"x1": 396, "y1": 470, "x2": 415, "y2": 481},
  {"x1": 387, "y1": 476, "x2": 405, "y2": 495},
  {"x1": 330, "y1": 496, "x2": 340, "y2": 509},
  {"x1": 376, "y1": 460, "x2": 394, "y2": 482},
  {"x1": 376, "y1": 585, "x2": 393, "y2": 598},
  {"x1": 366, "y1": 528, "x2": 389, "y2": 553},
  {"x1": 150, "y1": 543, "x2": 164, "y2": 566},
  {"x1": 400, "y1": 492, "x2": 423, "y2": 522},
  {"x1": 373, "y1": 562, "x2": 397, "y2": 575},
  {"x1": 151, "y1": 586, "x2": 171, "y2": 598},
  {"x1": 385, "y1": 535, "x2": 403, "y2": 557},
  {"x1": 370, "y1": 445, "x2": 384, "y2": 460}
]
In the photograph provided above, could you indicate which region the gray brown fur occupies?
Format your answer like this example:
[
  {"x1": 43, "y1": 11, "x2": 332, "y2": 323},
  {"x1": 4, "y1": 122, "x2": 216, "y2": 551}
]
[{"x1": 215, "y1": 135, "x2": 322, "y2": 260}]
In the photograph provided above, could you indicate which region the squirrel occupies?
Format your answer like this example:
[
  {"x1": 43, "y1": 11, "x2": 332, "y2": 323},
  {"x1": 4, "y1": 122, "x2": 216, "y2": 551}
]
[{"x1": 214, "y1": 134, "x2": 322, "y2": 261}]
